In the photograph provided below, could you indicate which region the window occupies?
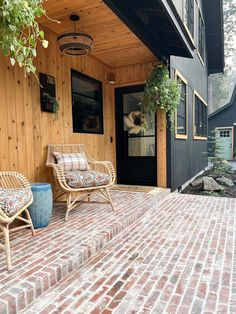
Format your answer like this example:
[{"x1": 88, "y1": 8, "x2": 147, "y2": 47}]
[
  {"x1": 198, "y1": 9, "x2": 205, "y2": 62},
  {"x1": 194, "y1": 92, "x2": 207, "y2": 138},
  {"x1": 71, "y1": 70, "x2": 103, "y2": 134},
  {"x1": 176, "y1": 71, "x2": 188, "y2": 138},
  {"x1": 184, "y1": 0, "x2": 194, "y2": 39},
  {"x1": 220, "y1": 130, "x2": 230, "y2": 138}
]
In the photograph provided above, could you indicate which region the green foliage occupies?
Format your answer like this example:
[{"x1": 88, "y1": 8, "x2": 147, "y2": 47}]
[
  {"x1": 208, "y1": 0, "x2": 236, "y2": 113},
  {"x1": 208, "y1": 130, "x2": 232, "y2": 175},
  {"x1": 0, "y1": 0, "x2": 48, "y2": 74},
  {"x1": 139, "y1": 64, "x2": 180, "y2": 129},
  {"x1": 42, "y1": 92, "x2": 59, "y2": 117},
  {"x1": 201, "y1": 191, "x2": 220, "y2": 197}
]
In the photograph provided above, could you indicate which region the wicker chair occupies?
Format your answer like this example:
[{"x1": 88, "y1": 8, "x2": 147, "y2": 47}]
[
  {"x1": 46, "y1": 144, "x2": 116, "y2": 221},
  {"x1": 0, "y1": 172, "x2": 35, "y2": 270}
]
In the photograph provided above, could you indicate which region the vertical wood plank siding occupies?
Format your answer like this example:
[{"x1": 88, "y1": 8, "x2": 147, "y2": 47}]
[{"x1": 0, "y1": 28, "x2": 166, "y2": 186}]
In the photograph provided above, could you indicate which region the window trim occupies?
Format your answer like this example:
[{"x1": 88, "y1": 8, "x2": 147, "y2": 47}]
[
  {"x1": 175, "y1": 70, "x2": 188, "y2": 140},
  {"x1": 71, "y1": 69, "x2": 104, "y2": 134},
  {"x1": 196, "y1": 4, "x2": 205, "y2": 66},
  {"x1": 182, "y1": 0, "x2": 195, "y2": 45},
  {"x1": 193, "y1": 90, "x2": 207, "y2": 140}
]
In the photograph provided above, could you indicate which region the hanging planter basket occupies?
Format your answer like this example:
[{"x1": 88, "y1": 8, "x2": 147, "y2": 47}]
[{"x1": 139, "y1": 64, "x2": 180, "y2": 129}]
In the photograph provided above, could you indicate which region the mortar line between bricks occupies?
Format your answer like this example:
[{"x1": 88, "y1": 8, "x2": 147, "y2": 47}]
[
  {"x1": 145, "y1": 195, "x2": 216, "y2": 313},
  {"x1": 22, "y1": 193, "x2": 170, "y2": 313},
  {"x1": 47, "y1": 196, "x2": 176, "y2": 312},
  {"x1": 29, "y1": 195, "x2": 177, "y2": 313},
  {"x1": 228, "y1": 200, "x2": 236, "y2": 314},
  {"x1": 17, "y1": 195, "x2": 236, "y2": 314},
  {"x1": 87, "y1": 195, "x2": 218, "y2": 312},
  {"x1": 202, "y1": 198, "x2": 230, "y2": 313},
  {"x1": 1, "y1": 193, "x2": 154, "y2": 313},
  {"x1": 174, "y1": 197, "x2": 221, "y2": 313},
  {"x1": 175, "y1": 197, "x2": 225, "y2": 313},
  {"x1": 72, "y1": 196, "x2": 190, "y2": 312},
  {"x1": 188, "y1": 197, "x2": 227, "y2": 313},
  {"x1": 215, "y1": 199, "x2": 234, "y2": 312},
  {"x1": 179, "y1": 197, "x2": 222, "y2": 312},
  {"x1": 107, "y1": 197, "x2": 195, "y2": 312},
  {"x1": 114, "y1": 196, "x2": 207, "y2": 313}
]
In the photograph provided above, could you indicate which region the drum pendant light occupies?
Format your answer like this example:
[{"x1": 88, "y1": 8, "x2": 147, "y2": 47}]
[{"x1": 57, "y1": 14, "x2": 94, "y2": 56}]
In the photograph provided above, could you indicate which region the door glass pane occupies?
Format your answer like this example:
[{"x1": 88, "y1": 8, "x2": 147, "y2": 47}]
[
  {"x1": 128, "y1": 137, "x2": 156, "y2": 157},
  {"x1": 122, "y1": 91, "x2": 156, "y2": 157}
]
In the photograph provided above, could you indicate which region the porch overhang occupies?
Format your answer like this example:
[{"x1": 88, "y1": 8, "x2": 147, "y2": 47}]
[
  {"x1": 104, "y1": 0, "x2": 194, "y2": 63},
  {"x1": 203, "y1": 0, "x2": 225, "y2": 74}
]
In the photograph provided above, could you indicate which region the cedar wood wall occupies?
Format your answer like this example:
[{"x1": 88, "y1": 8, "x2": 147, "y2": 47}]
[{"x1": 0, "y1": 28, "x2": 166, "y2": 185}]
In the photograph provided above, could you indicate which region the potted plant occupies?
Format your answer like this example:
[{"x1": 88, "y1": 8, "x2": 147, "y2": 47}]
[
  {"x1": 0, "y1": 0, "x2": 49, "y2": 75},
  {"x1": 42, "y1": 92, "x2": 59, "y2": 117},
  {"x1": 139, "y1": 64, "x2": 180, "y2": 129}
]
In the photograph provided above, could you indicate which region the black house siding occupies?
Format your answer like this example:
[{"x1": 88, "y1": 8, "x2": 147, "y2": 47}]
[
  {"x1": 208, "y1": 86, "x2": 236, "y2": 149},
  {"x1": 168, "y1": 0, "x2": 209, "y2": 191},
  {"x1": 168, "y1": 60, "x2": 208, "y2": 190}
]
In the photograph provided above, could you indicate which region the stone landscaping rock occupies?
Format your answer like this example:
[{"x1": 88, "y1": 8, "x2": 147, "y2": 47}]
[
  {"x1": 191, "y1": 177, "x2": 203, "y2": 187},
  {"x1": 216, "y1": 176, "x2": 234, "y2": 187},
  {"x1": 202, "y1": 176, "x2": 222, "y2": 191}
]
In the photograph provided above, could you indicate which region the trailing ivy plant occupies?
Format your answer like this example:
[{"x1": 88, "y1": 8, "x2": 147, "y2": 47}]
[
  {"x1": 42, "y1": 92, "x2": 59, "y2": 118},
  {"x1": 0, "y1": 0, "x2": 49, "y2": 75},
  {"x1": 139, "y1": 64, "x2": 180, "y2": 129}
]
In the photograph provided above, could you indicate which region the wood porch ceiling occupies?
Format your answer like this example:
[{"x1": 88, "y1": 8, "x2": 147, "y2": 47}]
[{"x1": 40, "y1": 0, "x2": 156, "y2": 68}]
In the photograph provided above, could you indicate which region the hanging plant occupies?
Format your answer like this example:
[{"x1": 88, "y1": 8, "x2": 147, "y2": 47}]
[
  {"x1": 139, "y1": 64, "x2": 180, "y2": 129},
  {"x1": 42, "y1": 92, "x2": 59, "y2": 118},
  {"x1": 0, "y1": 0, "x2": 49, "y2": 75}
]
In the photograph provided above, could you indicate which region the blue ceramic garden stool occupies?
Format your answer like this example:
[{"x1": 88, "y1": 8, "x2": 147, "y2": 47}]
[{"x1": 29, "y1": 183, "x2": 53, "y2": 229}]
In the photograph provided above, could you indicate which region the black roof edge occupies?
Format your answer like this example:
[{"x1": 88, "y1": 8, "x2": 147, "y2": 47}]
[
  {"x1": 209, "y1": 84, "x2": 236, "y2": 119},
  {"x1": 103, "y1": 0, "x2": 194, "y2": 63},
  {"x1": 103, "y1": 0, "x2": 169, "y2": 63},
  {"x1": 165, "y1": 0, "x2": 195, "y2": 51},
  {"x1": 203, "y1": 0, "x2": 225, "y2": 74}
]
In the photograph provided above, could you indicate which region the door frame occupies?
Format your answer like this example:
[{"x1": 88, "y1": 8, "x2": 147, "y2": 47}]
[
  {"x1": 215, "y1": 126, "x2": 234, "y2": 160},
  {"x1": 115, "y1": 84, "x2": 157, "y2": 186}
]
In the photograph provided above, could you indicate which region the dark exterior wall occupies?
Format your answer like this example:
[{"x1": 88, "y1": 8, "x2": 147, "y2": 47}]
[
  {"x1": 168, "y1": 0, "x2": 209, "y2": 191},
  {"x1": 208, "y1": 91, "x2": 236, "y2": 149}
]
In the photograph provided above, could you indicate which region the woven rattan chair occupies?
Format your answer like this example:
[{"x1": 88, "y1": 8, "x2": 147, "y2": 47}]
[
  {"x1": 46, "y1": 144, "x2": 116, "y2": 221},
  {"x1": 0, "y1": 172, "x2": 35, "y2": 270}
]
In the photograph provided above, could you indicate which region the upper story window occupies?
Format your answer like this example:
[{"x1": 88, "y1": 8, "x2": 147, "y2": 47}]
[
  {"x1": 197, "y1": 9, "x2": 205, "y2": 63},
  {"x1": 184, "y1": 0, "x2": 194, "y2": 39},
  {"x1": 71, "y1": 70, "x2": 103, "y2": 134},
  {"x1": 175, "y1": 71, "x2": 188, "y2": 139},
  {"x1": 194, "y1": 92, "x2": 207, "y2": 139}
]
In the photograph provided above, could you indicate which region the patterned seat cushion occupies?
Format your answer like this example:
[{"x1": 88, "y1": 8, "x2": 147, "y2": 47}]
[
  {"x1": 64, "y1": 170, "x2": 110, "y2": 189},
  {"x1": 53, "y1": 152, "x2": 90, "y2": 171},
  {"x1": 0, "y1": 188, "x2": 32, "y2": 217}
]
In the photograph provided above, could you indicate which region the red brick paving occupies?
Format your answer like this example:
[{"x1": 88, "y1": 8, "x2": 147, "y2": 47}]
[
  {"x1": 23, "y1": 194, "x2": 236, "y2": 313},
  {"x1": 0, "y1": 190, "x2": 168, "y2": 313}
]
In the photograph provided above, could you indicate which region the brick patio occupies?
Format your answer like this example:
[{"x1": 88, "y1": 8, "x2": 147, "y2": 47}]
[
  {"x1": 0, "y1": 189, "x2": 169, "y2": 313},
  {"x1": 25, "y1": 194, "x2": 236, "y2": 314}
]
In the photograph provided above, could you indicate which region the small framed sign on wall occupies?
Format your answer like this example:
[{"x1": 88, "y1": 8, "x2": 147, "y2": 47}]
[{"x1": 39, "y1": 73, "x2": 57, "y2": 113}]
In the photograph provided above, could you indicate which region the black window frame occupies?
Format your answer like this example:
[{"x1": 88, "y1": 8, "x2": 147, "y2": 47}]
[
  {"x1": 198, "y1": 9, "x2": 205, "y2": 63},
  {"x1": 175, "y1": 71, "x2": 188, "y2": 138},
  {"x1": 185, "y1": 0, "x2": 195, "y2": 39},
  {"x1": 194, "y1": 93, "x2": 207, "y2": 138},
  {"x1": 71, "y1": 69, "x2": 104, "y2": 134}
]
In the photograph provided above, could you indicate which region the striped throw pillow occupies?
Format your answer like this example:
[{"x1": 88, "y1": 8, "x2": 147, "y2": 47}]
[{"x1": 53, "y1": 152, "x2": 90, "y2": 171}]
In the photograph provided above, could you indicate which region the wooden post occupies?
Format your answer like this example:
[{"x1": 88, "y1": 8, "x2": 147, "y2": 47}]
[{"x1": 157, "y1": 108, "x2": 167, "y2": 188}]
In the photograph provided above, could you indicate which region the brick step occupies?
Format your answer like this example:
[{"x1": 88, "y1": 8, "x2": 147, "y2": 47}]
[
  {"x1": 24, "y1": 194, "x2": 236, "y2": 314},
  {"x1": 0, "y1": 189, "x2": 170, "y2": 314}
]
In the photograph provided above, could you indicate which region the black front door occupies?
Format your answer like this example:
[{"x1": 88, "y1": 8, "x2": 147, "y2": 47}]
[{"x1": 115, "y1": 85, "x2": 157, "y2": 186}]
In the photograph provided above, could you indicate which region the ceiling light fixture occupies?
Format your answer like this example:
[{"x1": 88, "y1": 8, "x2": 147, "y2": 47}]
[{"x1": 57, "y1": 14, "x2": 94, "y2": 56}]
